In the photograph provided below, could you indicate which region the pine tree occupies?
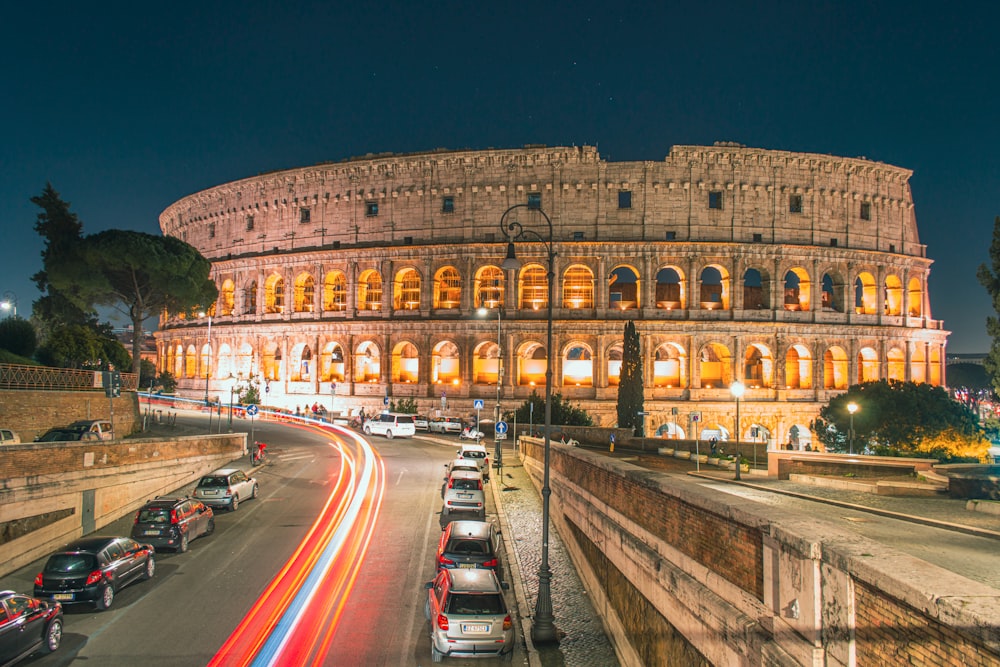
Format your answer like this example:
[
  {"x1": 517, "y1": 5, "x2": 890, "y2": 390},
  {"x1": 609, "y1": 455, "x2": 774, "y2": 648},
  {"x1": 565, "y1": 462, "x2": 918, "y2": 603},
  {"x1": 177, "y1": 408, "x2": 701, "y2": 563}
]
[
  {"x1": 617, "y1": 320, "x2": 645, "y2": 435},
  {"x1": 977, "y1": 216, "x2": 1000, "y2": 394}
]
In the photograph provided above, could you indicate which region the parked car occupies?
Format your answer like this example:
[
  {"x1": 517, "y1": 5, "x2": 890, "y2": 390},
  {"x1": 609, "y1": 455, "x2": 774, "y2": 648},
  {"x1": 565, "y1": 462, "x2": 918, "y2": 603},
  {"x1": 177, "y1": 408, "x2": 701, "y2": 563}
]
[
  {"x1": 429, "y1": 417, "x2": 464, "y2": 434},
  {"x1": 413, "y1": 415, "x2": 430, "y2": 431},
  {"x1": 436, "y1": 520, "x2": 504, "y2": 583},
  {"x1": 34, "y1": 428, "x2": 101, "y2": 442},
  {"x1": 424, "y1": 568, "x2": 513, "y2": 662},
  {"x1": 192, "y1": 468, "x2": 259, "y2": 511},
  {"x1": 445, "y1": 458, "x2": 481, "y2": 477},
  {"x1": 34, "y1": 536, "x2": 155, "y2": 610},
  {"x1": 456, "y1": 442, "x2": 490, "y2": 481},
  {"x1": 442, "y1": 470, "x2": 486, "y2": 523},
  {"x1": 65, "y1": 420, "x2": 114, "y2": 440},
  {"x1": 0, "y1": 428, "x2": 20, "y2": 445},
  {"x1": 0, "y1": 590, "x2": 62, "y2": 664},
  {"x1": 130, "y1": 496, "x2": 214, "y2": 552},
  {"x1": 363, "y1": 412, "x2": 416, "y2": 439}
]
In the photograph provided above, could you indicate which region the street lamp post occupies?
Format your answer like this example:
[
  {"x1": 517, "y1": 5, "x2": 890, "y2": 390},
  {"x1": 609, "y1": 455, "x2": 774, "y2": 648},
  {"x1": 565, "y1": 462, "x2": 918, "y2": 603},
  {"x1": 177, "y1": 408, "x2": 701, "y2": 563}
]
[
  {"x1": 730, "y1": 380, "x2": 745, "y2": 480},
  {"x1": 847, "y1": 402, "x2": 859, "y2": 455},
  {"x1": 0, "y1": 291, "x2": 17, "y2": 318},
  {"x1": 479, "y1": 306, "x2": 503, "y2": 469},
  {"x1": 500, "y1": 202, "x2": 559, "y2": 645},
  {"x1": 200, "y1": 311, "x2": 213, "y2": 432}
]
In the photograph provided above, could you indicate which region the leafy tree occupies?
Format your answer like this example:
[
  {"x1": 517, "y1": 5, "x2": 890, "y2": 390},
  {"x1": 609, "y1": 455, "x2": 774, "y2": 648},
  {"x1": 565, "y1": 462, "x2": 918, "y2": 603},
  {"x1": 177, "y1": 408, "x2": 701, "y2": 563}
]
[
  {"x1": 0, "y1": 317, "x2": 37, "y2": 358},
  {"x1": 30, "y1": 184, "x2": 94, "y2": 328},
  {"x1": 616, "y1": 320, "x2": 644, "y2": 435},
  {"x1": 513, "y1": 390, "x2": 594, "y2": 428},
  {"x1": 139, "y1": 358, "x2": 157, "y2": 389},
  {"x1": 48, "y1": 229, "x2": 217, "y2": 375},
  {"x1": 977, "y1": 215, "x2": 1000, "y2": 394},
  {"x1": 157, "y1": 371, "x2": 178, "y2": 394},
  {"x1": 390, "y1": 397, "x2": 418, "y2": 413},
  {"x1": 813, "y1": 380, "x2": 988, "y2": 462},
  {"x1": 35, "y1": 324, "x2": 104, "y2": 369},
  {"x1": 238, "y1": 378, "x2": 260, "y2": 405}
]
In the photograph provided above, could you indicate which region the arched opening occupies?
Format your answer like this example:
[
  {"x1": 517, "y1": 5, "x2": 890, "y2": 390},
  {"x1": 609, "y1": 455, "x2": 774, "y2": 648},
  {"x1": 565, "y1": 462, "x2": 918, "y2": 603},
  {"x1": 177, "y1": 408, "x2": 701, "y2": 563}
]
[
  {"x1": 358, "y1": 269, "x2": 383, "y2": 311},
  {"x1": 432, "y1": 340, "x2": 461, "y2": 385},
  {"x1": 244, "y1": 280, "x2": 257, "y2": 314},
  {"x1": 608, "y1": 266, "x2": 639, "y2": 311},
  {"x1": 854, "y1": 272, "x2": 877, "y2": 315},
  {"x1": 743, "y1": 268, "x2": 767, "y2": 309},
  {"x1": 391, "y1": 341, "x2": 419, "y2": 383},
  {"x1": 910, "y1": 344, "x2": 927, "y2": 383},
  {"x1": 607, "y1": 344, "x2": 623, "y2": 386},
  {"x1": 473, "y1": 341, "x2": 501, "y2": 385},
  {"x1": 264, "y1": 273, "x2": 285, "y2": 314},
  {"x1": 884, "y1": 274, "x2": 903, "y2": 316},
  {"x1": 785, "y1": 344, "x2": 813, "y2": 389},
  {"x1": 394, "y1": 268, "x2": 421, "y2": 310},
  {"x1": 887, "y1": 346, "x2": 905, "y2": 381},
  {"x1": 321, "y1": 342, "x2": 346, "y2": 382},
  {"x1": 262, "y1": 342, "x2": 281, "y2": 381},
  {"x1": 475, "y1": 266, "x2": 504, "y2": 308},
  {"x1": 236, "y1": 343, "x2": 253, "y2": 379},
  {"x1": 562, "y1": 344, "x2": 594, "y2": 386},
  {"x1": 699, "y1": 266, "x2": 729, "y2": 310},
  {"x1": 653, "y1": 343, "x2": 686, "y2": 388},
  {"x1": 293, "y1": 273, "x2": 315, "y2": 313},
  {"x1": 821, "y1": 273, "x2": 842, "y2": 312},
  {"x1": 857, "y1": 347, "x2": 879, "y2": 383},
  {"x1": 220, "y1": 280, "x2": 235, "y2": 316},
  {"x1": 516, "y1": 342, "x2": 547, "y2": 387},
  {"x1": 784, "y1": 268, "x2": 811, "y2": 311},
  {"x1": 289, "y1": 343, "x2": 313, "y2": 381},
  {"x1": 563, "y1": 265, "x2": 594, "y2": 309},
  {"x1": 354, "y1": 341, "x2": 381, "y2": 382},
  {"x1": 698, "y1": 342, "x2": 732, "y2": 388},
  {"x1": 907, "y1": 277, "x2": 923, "y2": 317},
  {"x1": 823, "y1": 346, "x2": 849, "y2": 389},
  {"x1": 518, "y1": 264, "x2": 548, "y2": 310},
  {"x1": 434, "y1": 266, "x2": 462, "y2": 309},
  {"x1": 323, "y1": 271, "x2": 347, "y2": 312},
  {"x1": 743, "y1": 344, "x2": 773, "y2": 388},
  {"x1": 655, "y1": 267, "x2": 685, "y2": 309},
  {"x1": 217, "y1": 343, "x2": 233, "y2": 379}
]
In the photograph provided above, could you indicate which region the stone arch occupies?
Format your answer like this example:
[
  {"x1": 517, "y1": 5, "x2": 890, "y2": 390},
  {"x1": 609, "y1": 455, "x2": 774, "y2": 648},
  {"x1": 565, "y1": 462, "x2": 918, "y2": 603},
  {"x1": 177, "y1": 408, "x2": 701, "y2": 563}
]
[
  {"x1": 784, "y1": 424, "x2": 813, "y2": 450},
  {"x1": 185, "y1": 344, "x2": 197, "y2": 379},
  {"x1": 563, "y1": 265, "x2": 594, "y2": 309},
  {"x1": 433, "y1": 340, "x2": 461, "y2": 385},
  {"x1": 930, "y1": 346, "x2": 943, "y2": 385},
  {"x1": 884, "y1": 274, "x2": 903, "y2": 316},
  {"x1": 785, "y1": 344, "x2": 813, "y2": 389},
  {"x1": 854, "y1": 272, "x2": 877, "y2": 315},
  {"x1": 562, "y1": 342, "x2": 594, "y2": 386},
  {"x1": 515, "y1": 341, "x2": 547, "y2": 387},
  {"x1": 655, "y1": 266, "x2": 685, "y2": 309},
  {"x1": 200, "y1": 342, "x2": 212, "y2": 379},
  {"x1": 607, "y1": 343, "x2": 623, "y2": 386},
  {"x1": 783, "y1": 267, "x2": 811, "y2": 311},
  {"x1": 217, "y1": 343, "x2": 233, "y2": 379},
  {"x1": 698, "y1": 265, "x2": 730, "y2": 310},
  {"x1": 653, "y1": 342, "x2": 687, "y2": 388},
  {"x1": 391, "y1": 341, "x2": 419, "y2": 383},
  {"x1": 293, "y1": 272, "x2": 315, "y2": 313},
  {"x1": 358, "y1": 269, "x2": 383, "y2": 311},
  {"x1": 910, "y1": 344, "x2": 927, "y2": 383},
  {"x1": 219, "y1": 280, "x2": 235, "y2": 316},
  {"x1": 393, "y1": 267, "x2": 422, "y2": 311},
  {"x1": 887, "y1": 346, "x2": 905, "y2": 381},
  {"x1": 235, "y1": 343, "x2": 253, "y2": 379},
  {"x1": 473, "y1": 340, "x2": 501, "y2": 385},
  {"x1": 262, "y1": 341, "x2": 281, "y2": 381},
  {"x1": 474, "y1": 265, "x2": 504, "y2": 308},
  {"x1": 434, "y1": 266, "x2": 462, "y2": 309},
  {"x1": 698, "y1": 342, "x2": 732, "y2": 388},
  {"x1": 823, "y1": 346, "x2": 849, "y2": 390},
  {"x1": 608, "y1": 265, "x2": 639, "y2": 311},
  {"x1": 744, "y1": 343, "x2": 774, "y2": 388},
  {"x1": 321, "y1": 342, "x2": 346, "y2": 382},
  {"x1": 907, "y1": 277, "x2": 923, "y2": 317},
  {"x1": 743, "y1": 268, "x2": 768, "y2": 309},
  {"x1": 354, "y1": 340, "x2": 381, "y2": 382},
  {"x1": 821, "y1": 272, "x2": 845, "y2": 312},
  {"x1": 289, "y1": 342, "x2": 313, "y2": 381},
  {"x1": 264, "y1": 272, "x2": 285, "y2": 314},
  {"x1": 655, "y1": 421, "x2": 686, "y2": 439},
  {"x1": 323, "y1": 271, "x2": 347, "y2": 312},
  {"x1": 857, "y1": 346, "x2": 879, "y2": 383},
  {"x1": 244, "y1": 280, "x2": 257, "y2": 315},
  {"x1": 518, "y1": 263, "x2": 548, "y2": 310}
]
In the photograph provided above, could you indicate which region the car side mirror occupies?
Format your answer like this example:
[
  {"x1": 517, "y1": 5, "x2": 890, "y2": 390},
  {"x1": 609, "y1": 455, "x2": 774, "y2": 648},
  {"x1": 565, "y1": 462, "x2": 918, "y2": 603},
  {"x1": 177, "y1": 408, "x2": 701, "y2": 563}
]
[
  {"x1": 424, "y1": 581, "x2": 434, "y2": 590},
  {"x1": 501, "y1": 582, "x2": 510, "y2": 591}
]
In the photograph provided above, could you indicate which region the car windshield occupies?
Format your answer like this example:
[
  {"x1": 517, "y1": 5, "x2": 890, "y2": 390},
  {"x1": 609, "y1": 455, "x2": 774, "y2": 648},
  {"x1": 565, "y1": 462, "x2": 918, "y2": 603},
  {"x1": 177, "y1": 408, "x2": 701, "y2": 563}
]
[
  {"x1": 45, "y1": 553, "x2": 98, "y2": 573},
  {"x1": 447, "y1": 593, "x2": 505, "y2": 615},
  {"x1": 37, "y1": 430, "x2": 75, "y2": 442},
  {"x1": 447, "y1": 539, "x2": 487, "y2": 555},
  {"x1": 452, "y1": 479, "x2": 479, "y2": 490},
  {"x1": 463, "y1": 451, "x2": 486, "y2": 459},
  {"x1": 138, "y1": 508, "x2": 171, "y2": 523},
  {"x1": 198, "y1": 476, "x2": 229, "y2": 487}
]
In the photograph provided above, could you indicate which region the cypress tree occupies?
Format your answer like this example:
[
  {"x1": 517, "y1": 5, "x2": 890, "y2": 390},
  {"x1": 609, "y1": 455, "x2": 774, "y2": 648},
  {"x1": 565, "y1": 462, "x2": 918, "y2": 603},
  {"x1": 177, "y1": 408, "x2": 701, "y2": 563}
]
[{"x1": 617, "y1": 320, "x2": 645, "y2": 435}]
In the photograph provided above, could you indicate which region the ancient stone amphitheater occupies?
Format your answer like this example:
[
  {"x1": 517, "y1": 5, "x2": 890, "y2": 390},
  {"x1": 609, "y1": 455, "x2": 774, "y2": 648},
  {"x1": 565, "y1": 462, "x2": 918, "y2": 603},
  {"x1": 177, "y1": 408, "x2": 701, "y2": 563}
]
[{"x1": 156, "y1": 143, "x2": 948, "y2": 447}]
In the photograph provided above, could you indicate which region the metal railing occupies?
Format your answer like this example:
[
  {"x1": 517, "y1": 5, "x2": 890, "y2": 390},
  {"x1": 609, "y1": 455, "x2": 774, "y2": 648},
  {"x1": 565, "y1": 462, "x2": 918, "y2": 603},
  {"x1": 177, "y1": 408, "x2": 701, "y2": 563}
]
[{"x1": 0, "y1": 364, "x2": 139, "y2": 392}]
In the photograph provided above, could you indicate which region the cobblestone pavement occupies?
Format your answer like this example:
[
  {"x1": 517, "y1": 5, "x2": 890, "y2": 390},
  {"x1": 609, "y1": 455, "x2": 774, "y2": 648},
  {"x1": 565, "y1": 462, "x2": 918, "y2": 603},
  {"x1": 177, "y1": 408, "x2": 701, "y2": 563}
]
[{"x1": 490, "y1": 445, "x2": 620, "y2": 667}]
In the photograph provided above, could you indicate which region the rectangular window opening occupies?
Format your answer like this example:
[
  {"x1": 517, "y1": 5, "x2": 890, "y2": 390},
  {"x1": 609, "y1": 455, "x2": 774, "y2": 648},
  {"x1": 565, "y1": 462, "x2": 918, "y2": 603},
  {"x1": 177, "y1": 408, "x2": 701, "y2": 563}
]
[
  {"x1": 708, "y1": 191, "x2": 722, "y2": 209},
  {"x1": 618, "y1": 191, "x2": 632, "y2": 209},
  {"x1": 830, "y1": 238, "x2": 838, "y2": 247},
  {"x1": 442, "y1": 196, "x2": 454, "y2": 214},
  {"x1": 789, "y1": 194, "x2": 803, "y2": 213},
  {"x1": 365, "y1": 202, "x2": 379, "y2": 217},
  {"x1": 300, "y1": 208, "x2": 311, "y2": 224},
  {"x1": 573, "y1": 231, "x2": 584, "y2": 241},
  {"x1": 208, "y1": 223, "x2": 216, "y2": 239},
  {"x1": 527, "y1": 193, "x2": 542, "y2": 210},
  {"x1": 752, "y1": 233, "x2": 763, "y2": 242},
  {"x1": 860, "y1": 202, "x2": 871, "y2": 220},
  {"x1": 246, "y1": 215, "x2": 255, "y2": 231},
  {"x1": 665, "y1": 231, "x2": 676, "y2": 241}
]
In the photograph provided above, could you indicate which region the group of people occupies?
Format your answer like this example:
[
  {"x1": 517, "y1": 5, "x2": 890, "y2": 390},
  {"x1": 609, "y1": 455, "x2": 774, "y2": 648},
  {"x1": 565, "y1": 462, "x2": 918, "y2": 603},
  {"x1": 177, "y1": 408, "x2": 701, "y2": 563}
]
[{"x1": 294, "y1": 403, "x2": 328, "y2": 418}]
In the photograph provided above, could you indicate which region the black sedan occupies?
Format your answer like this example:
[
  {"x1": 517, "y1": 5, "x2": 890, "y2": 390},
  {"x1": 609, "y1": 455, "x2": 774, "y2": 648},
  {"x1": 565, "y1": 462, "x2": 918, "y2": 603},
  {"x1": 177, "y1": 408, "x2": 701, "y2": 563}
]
[
  {"x1": 0, "y1": 590, "x2": 62, "y2": 665},
  {"x1": 34, "y1": 428, "x2": 101, "y2": 442},
  {"x1": 34, "y1": 536, "x2": 155, "y2": 610}
]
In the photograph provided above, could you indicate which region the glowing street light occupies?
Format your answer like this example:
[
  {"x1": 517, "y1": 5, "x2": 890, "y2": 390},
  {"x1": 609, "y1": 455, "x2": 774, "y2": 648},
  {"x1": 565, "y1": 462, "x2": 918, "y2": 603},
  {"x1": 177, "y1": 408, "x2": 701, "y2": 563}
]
[
  {"x1": 847, "y1": 402, "x2": 859, "y2": 455},
  {"x1": 730, "y1": 380, "x2": 745, "y2": 480}
]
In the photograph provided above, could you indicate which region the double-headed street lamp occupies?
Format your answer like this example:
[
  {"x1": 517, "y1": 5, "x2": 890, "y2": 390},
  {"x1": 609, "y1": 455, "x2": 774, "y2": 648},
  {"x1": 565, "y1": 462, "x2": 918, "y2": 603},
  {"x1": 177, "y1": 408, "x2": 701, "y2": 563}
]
[
  {"x1": 499, "y1": 202, "x2": 559, "y2": 645},
  {"x1": 199, "y1": 311, "x2": 213, "y2": 431},
  {"x1": 847, "y1": 402, "x2": 859, "y2": 455},
  {"x1": 730, "y1": 380, "x2": 745, "y2": 480},
  {"x1": 478, "y1": 306, "x2": 503, "y2": 469}
]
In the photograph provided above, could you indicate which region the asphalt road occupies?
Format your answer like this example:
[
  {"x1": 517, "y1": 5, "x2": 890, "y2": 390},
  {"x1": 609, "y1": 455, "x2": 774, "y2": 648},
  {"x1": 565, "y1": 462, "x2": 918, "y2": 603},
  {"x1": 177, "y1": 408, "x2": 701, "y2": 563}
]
[{"x1": 3, "y1": 416, "x2": 524, "y2": 666}]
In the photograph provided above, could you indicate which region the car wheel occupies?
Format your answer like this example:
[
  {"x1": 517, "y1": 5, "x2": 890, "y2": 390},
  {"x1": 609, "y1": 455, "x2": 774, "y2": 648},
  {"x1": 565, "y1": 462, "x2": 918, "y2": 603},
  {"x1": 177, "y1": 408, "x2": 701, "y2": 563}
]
[
  {"x1": 96, "y1": 584, "x2": 115, "y2": 610},
  {"x1": 44, "y1": 618, "x2": 63, "y2": 652},
  {"x1": 424, "y1": 598, "x2": 431, "y2": 620},
  {"x1": 501, "y1": 647, "x2": 513, "y2": 662},
  {"x1": 231, "y1": 495, "x2": 239, "y2": 511},
  {"x1": 251, "y1": 483, "x2": 259, "y2": 499},
  {"x1": 385, "y1": 430, "x2": 394, "y2": 440},
  {"x1": 179, "y1": 533, "x2": 189, "y2": 553},
  {"x1": 205, "y1": 518, "x2": 216, "y2": 535},
  {"x1": 431, "y1": 645, "x2": 444, "y2": 663},
  {"x1": 363, "y1": 425, "x2": 372, "y2": 435},
  {"x1": 143, "y1": 555, "x2": 156, "y2": 580}
]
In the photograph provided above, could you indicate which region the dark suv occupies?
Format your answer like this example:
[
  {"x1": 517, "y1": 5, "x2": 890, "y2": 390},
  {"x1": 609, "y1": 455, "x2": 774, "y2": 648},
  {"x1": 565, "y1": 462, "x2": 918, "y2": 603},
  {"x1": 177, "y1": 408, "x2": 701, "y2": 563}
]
[
  {"x1": 34, "y1": 536, "x2": 154, "y2": 610},
  {"x1": 436, "y1": 520, "x2": 504, "y2": 583},
  {"x1": 130, "y1": 497, "x2": 214, "y2": 553}
]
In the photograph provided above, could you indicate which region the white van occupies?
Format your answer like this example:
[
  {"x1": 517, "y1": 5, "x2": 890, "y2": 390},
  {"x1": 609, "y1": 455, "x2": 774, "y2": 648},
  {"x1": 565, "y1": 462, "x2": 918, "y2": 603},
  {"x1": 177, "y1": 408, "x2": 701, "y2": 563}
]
[
  {"x1": 0, "y1": 429, "x2": 21, "y2": 445},
  {"x1": 363, "y1": 413, "x2": 416, "y2": 439}
]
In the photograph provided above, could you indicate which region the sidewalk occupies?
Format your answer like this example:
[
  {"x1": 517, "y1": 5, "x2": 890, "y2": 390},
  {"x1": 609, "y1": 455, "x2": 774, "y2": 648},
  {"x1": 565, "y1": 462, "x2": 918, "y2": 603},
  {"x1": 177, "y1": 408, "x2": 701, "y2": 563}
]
[{"x1": 490, "y1": 443, "x2": 620, "y2": 667}]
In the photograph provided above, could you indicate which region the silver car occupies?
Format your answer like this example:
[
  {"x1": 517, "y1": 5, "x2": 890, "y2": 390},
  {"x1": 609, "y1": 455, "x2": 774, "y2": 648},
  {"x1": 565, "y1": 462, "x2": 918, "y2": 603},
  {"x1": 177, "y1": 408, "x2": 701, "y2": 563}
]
[
  {"x1": 192, "y1": 468, "x2": 259, "y2": 511},
  {"x1": 442, "y1": 470, "x2": 485, "y2": 524},
  {"x1": 425, "y1": 568, "x2": 513, "y2": 662}
]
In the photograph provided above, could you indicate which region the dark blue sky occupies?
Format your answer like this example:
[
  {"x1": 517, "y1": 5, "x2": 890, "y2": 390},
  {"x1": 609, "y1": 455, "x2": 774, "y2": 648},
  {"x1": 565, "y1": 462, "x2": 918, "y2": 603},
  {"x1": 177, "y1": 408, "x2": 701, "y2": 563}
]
[{"x1": 2, "y1": 2, "x2": 998, "y2": 351}]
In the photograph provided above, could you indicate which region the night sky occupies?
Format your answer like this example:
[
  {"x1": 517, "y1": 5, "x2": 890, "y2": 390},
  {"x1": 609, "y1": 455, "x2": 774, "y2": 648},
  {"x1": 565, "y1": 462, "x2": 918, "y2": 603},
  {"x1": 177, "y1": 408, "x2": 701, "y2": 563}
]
[{"x1": 2, "y1": 2, "x2": 998, "y2": 352}]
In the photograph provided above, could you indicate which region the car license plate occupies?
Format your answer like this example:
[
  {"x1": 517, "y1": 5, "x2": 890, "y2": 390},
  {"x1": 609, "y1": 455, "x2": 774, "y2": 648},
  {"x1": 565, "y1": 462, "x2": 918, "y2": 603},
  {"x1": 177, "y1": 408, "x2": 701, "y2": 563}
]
[
  {"x1": 144, "y1": 530, "x2": 160, "y2": 536},
  {"x1": 462, "y1": 623, "x2": 489, "y2": 633},
  {"x1": 53, "y1": 593, "x2": 74, "y2": 601},
  {"x1": 458, "y1": 492, "x2": 472, "y2": 499},
  {"x1": 459, "y1": 563, "x2": 476, "y2": 569}
]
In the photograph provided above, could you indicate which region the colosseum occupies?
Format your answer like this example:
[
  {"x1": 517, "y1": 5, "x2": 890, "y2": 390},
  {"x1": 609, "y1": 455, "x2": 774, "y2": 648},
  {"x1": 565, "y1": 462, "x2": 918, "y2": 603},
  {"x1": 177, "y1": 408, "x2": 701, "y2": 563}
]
[{"x1": 155, "y1": 142, "x2": 948, "y2": 448}]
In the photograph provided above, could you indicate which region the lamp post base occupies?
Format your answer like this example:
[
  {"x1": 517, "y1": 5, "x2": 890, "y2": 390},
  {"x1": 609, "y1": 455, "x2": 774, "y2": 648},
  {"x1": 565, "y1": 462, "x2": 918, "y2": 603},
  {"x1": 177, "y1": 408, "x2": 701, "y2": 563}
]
[{"x1": 530, "y1": 565, "x2": 559, "y2": 645}]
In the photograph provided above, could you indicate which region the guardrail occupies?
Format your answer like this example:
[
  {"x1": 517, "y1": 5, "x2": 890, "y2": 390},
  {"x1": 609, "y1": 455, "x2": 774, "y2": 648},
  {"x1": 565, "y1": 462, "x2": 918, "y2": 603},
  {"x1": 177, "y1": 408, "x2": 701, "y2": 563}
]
[{"x1": 0, "y1": 363, "x2": 139, "y2": 391}]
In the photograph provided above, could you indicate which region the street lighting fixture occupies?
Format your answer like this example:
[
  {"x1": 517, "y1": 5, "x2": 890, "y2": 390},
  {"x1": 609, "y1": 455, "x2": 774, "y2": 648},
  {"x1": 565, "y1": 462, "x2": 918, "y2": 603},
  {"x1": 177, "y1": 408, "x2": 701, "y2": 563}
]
[
  {"x1": 199, "y1": 311, "x2": 213, "y2": 432},
  {"x1": 0, "y1": 291, "x2": 16, "y2": 318},
  {"x1": 478, "y1": 306, "x2": 503, "y2": 469},
  {"x1": 499, "y1": 202, "x2": 559, "y2": 645},
  {"x1": 730, "y1": 380, "x2": 745, "y2": 480},
  {"x1": 847, "y1": 402, "x2": 859, "y2": 455}
]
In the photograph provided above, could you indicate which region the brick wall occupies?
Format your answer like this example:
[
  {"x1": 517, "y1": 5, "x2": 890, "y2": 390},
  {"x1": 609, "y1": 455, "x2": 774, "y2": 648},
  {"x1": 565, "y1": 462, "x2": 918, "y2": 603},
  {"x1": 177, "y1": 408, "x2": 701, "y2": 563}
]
[{"x1": 0, "y1": 389, "x2": 139, "y2": 442}]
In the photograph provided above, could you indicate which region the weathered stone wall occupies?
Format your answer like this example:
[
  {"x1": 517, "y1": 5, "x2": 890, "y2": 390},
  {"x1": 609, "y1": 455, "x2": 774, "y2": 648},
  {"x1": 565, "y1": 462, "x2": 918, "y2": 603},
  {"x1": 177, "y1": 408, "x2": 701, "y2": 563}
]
[
  {"x1": 0, "y1": 389, "x2": 139, "y2": 443},
  {"x1": 519, "y1": 437, "x2": 1000, "y2": 666}
]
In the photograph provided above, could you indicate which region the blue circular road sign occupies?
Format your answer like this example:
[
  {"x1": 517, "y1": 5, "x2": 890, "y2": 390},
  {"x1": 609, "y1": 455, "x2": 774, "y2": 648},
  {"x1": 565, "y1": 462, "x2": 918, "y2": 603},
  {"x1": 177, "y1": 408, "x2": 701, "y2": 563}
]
[
  {"x1": 495, "y1": 421, "x2": 508, "y2": 434},
  {"x1": 246, "y1": 404, "x2": 259, "y2": 416}
]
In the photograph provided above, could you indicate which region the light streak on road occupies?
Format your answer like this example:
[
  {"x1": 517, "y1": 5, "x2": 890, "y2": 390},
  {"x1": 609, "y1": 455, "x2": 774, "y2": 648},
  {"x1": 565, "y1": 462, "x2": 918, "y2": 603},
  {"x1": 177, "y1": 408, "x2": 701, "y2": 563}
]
[{"x1": 208, "y1": 425, "x2": 385, "y2": 667}]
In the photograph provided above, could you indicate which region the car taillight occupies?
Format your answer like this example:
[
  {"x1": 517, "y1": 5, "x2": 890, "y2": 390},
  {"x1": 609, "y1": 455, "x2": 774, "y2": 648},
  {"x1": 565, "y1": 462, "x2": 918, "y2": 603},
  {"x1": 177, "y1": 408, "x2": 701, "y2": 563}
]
[
  {"x1": 34, "y1": 572, "x2": 43, "y2": 586},
  {"x1": 477, "y1": 481, "x2": 483, "y2": 490},
  {"x1": 85, "y1": 570, "x2": 103, "y2": 585},
  {"x1": 437, "y1": 614, "x2": 449, "y2": 630},
  {"x1": 483, "y1": 558, "x2": 498, "y2": 568},
  {"x1": 170, "y1": 509, "x2": 179, "y2": 524},
  {"x1": 476, "y1": 501, "x2": 483, "y2": 508},
  {"x1": 438, "y1": 555, "x2": 455, "y2": 567},
  {"x1": 225, "y1": 488, "x2": 232, "y2": 496},
  {"x1": 503, "y1": 615, "x2": 512, "y2": 630},
  {"x1": 447, "y1": 478, "x2": 455, "y2": 489},
  {"x1": 133, "y1": 511, "x2": 140, "y2": 524}
]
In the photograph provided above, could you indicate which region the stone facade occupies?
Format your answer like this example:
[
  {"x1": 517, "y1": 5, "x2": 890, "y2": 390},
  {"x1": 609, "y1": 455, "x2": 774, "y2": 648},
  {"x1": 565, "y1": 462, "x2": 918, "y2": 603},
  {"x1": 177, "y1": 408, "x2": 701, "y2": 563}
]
[{"x1": 156, "y1": 143, "x2": 948, "y2": 445}]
